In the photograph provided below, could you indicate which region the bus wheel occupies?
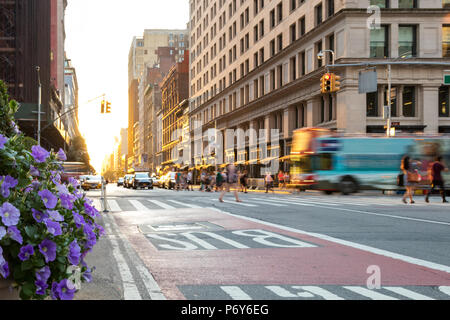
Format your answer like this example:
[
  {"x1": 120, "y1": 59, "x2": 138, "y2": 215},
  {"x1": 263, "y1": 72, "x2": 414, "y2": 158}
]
[
  {"x1": 323, "y1": 190, "x2": 333, "y2": 195},
  {"x1": 340, "y1": 177, "x2": 358, "y2": 195}
]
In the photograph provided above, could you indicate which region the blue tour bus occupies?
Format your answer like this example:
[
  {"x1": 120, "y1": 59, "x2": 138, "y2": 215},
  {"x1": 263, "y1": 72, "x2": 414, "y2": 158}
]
[{"x1": 288, "y1": 128, "x2": 450, "y2": 194}]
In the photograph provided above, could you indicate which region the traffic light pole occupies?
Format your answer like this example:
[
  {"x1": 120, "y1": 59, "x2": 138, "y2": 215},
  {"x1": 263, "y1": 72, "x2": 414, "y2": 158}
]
[{"x1": 387, "y1": 64, "x2": 392, "y2": 137}]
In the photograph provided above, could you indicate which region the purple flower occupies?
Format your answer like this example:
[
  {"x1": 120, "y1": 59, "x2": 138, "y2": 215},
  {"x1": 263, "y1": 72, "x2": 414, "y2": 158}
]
[
  {"x1": 32, "y1": 208, "x2": 48, "y2": 223},
  {"x1": 25, "y1": 180, "x2": 41, "y2": 194},
  {"x1": 47, "y1": 210, "x2": 64, "y2": 222},
  {"x1": 36, "y1": 265, "x2": 51, "y2": 282},
  {"x1": 31, "y1": 145, "x2": 50, "y2": 163},
  {"x1": 0, "y1": 261, "x2": 9, "y2": 279},
  {"x1": 39, "y1": 239, "x2": 57, "y2": 263},
  {"x1": 38, "y1": 189, "x2": 58, "y2": 209},
  {"x1": 0, "y1": 226, "x2": 5, "y2": 240},
  {"x1": 0, "y1": 175, "x2": 18, "y2": 198},
  {"x1": 56, "y1": 148, "x2": 67, "y2": 161},
  {"x1": 0, "y1": 134, "x2": 7, "y2": 149},
  {"x1": 7, "y1": 226, "x2": 23, "y2": 244},
  {"x1": 11, "y1": 121, "x2": 20, "y2": 134},
  {"x1": 72, "y1": 211, "x2": 85, "y2": 229},
  {"x1": 68, "y1": 177, "x2": 79, "y2": 188},
  {"x1": 30, "y1": 165, "x2": 40, "y2": 177},
  {"x1": 0, "y1": 202, "x2": 20, "y2": 226},
  {"x1": 51, "y1": 279, "x2": 76, "y2": 300},
  {"x1": 35, "y1": 280, "x2": 48, "y2": 295},
  {"x1": 84, "y1": 202, "x2": 98, "y2": 218},
  {"x1": 18, "y1": 245, "x2": 34, "y2": 261},
  {"x1": 83, "y1": 224, "x2": 97, "y2": 250},
  {"x1": 59, "y1": 193, "x2": 75, "y2": 210},
  {"x1": 95, "y1": 224, "x2": 105, "y2": 237},
  {"x1": 56, "y1": 183, "x2": 69, "y2": 195},
  {"x1": 44, "y1": 219, "x2": 62, "y2": 236},
  {"x1": 68, "y1": 240, "x2": 81, "y2": 266}
]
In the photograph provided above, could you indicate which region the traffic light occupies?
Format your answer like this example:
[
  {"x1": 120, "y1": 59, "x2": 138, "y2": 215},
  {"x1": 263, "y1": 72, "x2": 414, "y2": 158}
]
[
  {"x1": 320, "y1": 73, "x2": 332, "y2": 93},
  {"x1": 105, "y1": 101, "x2": 111, "y2": 113},
  {"x1": 100, "y1": 100, "x2": 105, "y2": 113},
  {"x1": 331, "y1": 73, "x2": 341, "y2": 92}
]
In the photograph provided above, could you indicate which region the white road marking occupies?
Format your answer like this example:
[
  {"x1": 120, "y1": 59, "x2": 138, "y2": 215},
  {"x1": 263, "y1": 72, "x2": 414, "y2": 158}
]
[
  {"x1": 104, "y1": 223, "x2": 142, "y2": 300},
  {"x1": 147, "y1": 199, "x2": 176, "y2": 209},
  {"x1": 107, "y1": 199, "x2": 122, "y2": 212},
  {"x1": 221, "y1": 199, "x2": 258, "y2": 207},
  {"x1": 245, "y1": 199, "x2": 288, "y2": 207},
  {"x1": 182, "y1": 232, "x2": 218, "y2": 249},
  {"x1": 250, "y1": 198, "x2": 316, "y2": 207},
  {"x1": 265, "y1": 286, "x2": 314, "y2": 298},
  {"x1": 292, "y1": 286, "x2": 344, "y2": 300},
  {"x1": 129, "y1": 199, "x2": 150, "y2": 211},
  {"x1": 168, "y1": 200, "x2": 202, "y2": 208},
  {"x1": 343, "y1": 286, "x2": 398, "y2": 300},
  {"x1": 220, "y1": 286, "x2": 252, "y2": 300},
  {"x1": 208, "y1": 207, "x2": 450, "y2": 274},
  {"x1": 439, "y1": 286, "x2": 450, "y2": 296},
  {"x1": 383, "y1": 287, "x2": 434, "y2": 300},
  {"x1": 273, "y1": 198, "x2": 339, "y2": 206}
]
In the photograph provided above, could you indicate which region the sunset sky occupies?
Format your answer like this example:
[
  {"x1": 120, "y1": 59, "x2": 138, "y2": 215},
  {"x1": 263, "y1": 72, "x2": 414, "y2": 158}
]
[{"x1": 64, "y1": 0, "x2": 189, "y2": 172}]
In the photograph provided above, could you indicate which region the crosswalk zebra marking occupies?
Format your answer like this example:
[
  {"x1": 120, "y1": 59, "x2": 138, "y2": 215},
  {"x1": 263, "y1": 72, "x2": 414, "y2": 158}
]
[
  {"x1": 343, "y1": 286, "x2": 398, "y2": 300},
  {"x1": 220, "y1": 199, "x2": 258, "y2": 207},
  {"x1": 220, "y1": 286, "x2": 252, "y2": 300},
  {"x1": 107, "y1": 199, "x2": 122, "y2": 212},
  {"x1": 384, "y1": 287, "x2": 435, "y2": 300},
  {"x1": 168, "y1": 200, "x2": 202, "y2": 208},
  {"x1": 439, "y1": 286, "x2": 450, "y2": 296},
  {"x1": 147, "y1": 199, "x2": 177, "y2": 210},
  {"x1": 129, "y1": 199, "x2": 150, "y2": 211},
  {"x1": 245, "y1": 199, "x2": 288, "y2": 207}
]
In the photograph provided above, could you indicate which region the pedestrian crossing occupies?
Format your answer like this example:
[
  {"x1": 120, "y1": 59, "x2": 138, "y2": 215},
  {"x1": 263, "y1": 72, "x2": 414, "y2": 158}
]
[
  {"x1": 180, "y1": 284, "x2": 450, "y2": 300},
  {"x1": 100, "y1": 194, "x2": 450, "y2": 213}
]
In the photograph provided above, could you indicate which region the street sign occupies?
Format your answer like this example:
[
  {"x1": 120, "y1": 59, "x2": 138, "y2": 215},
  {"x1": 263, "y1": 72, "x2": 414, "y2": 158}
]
[{"x1": 358, "y1": 70, "x2": 377, "y2": 94}]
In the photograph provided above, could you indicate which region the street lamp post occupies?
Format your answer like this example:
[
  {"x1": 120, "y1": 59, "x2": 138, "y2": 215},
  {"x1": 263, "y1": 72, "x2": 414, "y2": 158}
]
[
  {"x1": 36, "y1": 66, "x2": 42, "y2": 145},
  {"x1": 318, "y1": 50, "x2": 335, "y2": 72}
]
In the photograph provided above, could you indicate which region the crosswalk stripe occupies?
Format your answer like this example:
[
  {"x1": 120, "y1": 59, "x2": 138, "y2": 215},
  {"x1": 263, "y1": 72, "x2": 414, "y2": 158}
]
[
  {"x1": 245, "y1": 199, "x2": 288, "y2": 207},
  {"x1": 221, "y1": 199, "x2": 258, "y2": 207},
  {"x1": 129, "y1": 200, "x2": 150, "y2": 211},
  {"x1": 343, "y1": 286, "x2": 398, "y2": 300},
  {"x1": 168, "y1": 200, "x2": 202, "y2": 208},
  {"x1": 147, "y1": 199, "x2": 176, "y2": 209},
  {"x1": 272, "y1": 198, "x2": 339, "y2": 206},
  {"x1": 292, "y1": 286, "x2": 344, "y2": 300},
  {"x1": 439, "y1": 286, "x2": 450, "y2": 296},
  {"x1": 251, "y1": 198, "x2": 316, "y2": 207},
  {"x1": 221, "y1": 286, "x2": 252, "y2": 300},
  {"x1": 265, "y1": 286, "x2": 306, "y2": 298},
  {"x1": 107, "y1": 199, "x2": 122, "y2": 212},
  {"x1": 384, "y1": 287, "x2": 434, "y2": 300}
]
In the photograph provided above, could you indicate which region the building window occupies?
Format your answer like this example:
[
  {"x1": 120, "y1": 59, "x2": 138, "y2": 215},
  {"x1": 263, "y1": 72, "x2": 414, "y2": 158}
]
[
  {"x1": 290, "y1": 56, "x2": 297, "y2": 81},
  {"x1": 367, "y1": 92, "x2": 378, "y2": 117},
  {"x1": 445, "y1": 0, "x2": 450, "y2": 8},
  {"x1": 277, "y1": 33, "x2": 283, "y2": 52},
  {"x1": 328, "y1": 34, "x2": 335, "y2": 64},
  {"x1": 370, "y1": 25, "x2": 389, "y2": 58},
  {"x1": 398, "y1": 0, "x2": 417, "y2": 8},
  {"x1": 443, "y1": 25, "x2": 450, "y2": 57},
  {"x1": 277, "y1": 2, "x2": 283, "y2": 23},
  {"x1": 270, "y1": 9, "x2": 275, "y2": 29},
  {"x1": 259, "y1": 47, "x2": 264, "y2": 64},
  {"x1": 439, "y1": 86, "x2": 449, "y2": 117},
  {"x1": 299, "y1": 16, "x2": 305, "y2": 36},
  {"x1": 402, "y1": 86, "x2": 416, "y2": 117},
  {"x1": 316, "y1": 40, "x2": 323, "y2": 68},
  {"x1": 370, "y1": 0, "x2": 389, "y2": 7},
  {"x1": 270, "y1": 39, "x2": 275, "y2": 57},
  {"x1": 315, "y1": 3, "x2": 323, "y2": 26},
  {"x1": 300, "y1": 51, "x2": 306, "y2": 76},
  {"x1": 290, "y1": 23, "x2": 296, "y2": 44},
  {"x1": 327, "y1": 0, "x2": 335, "y2": 18},
  {"x1": 398, "y1": 25, "x2": 417, "y2": 57},
  {"x1": 290, "y1": 0, "x2": 296, "y2": 12}
]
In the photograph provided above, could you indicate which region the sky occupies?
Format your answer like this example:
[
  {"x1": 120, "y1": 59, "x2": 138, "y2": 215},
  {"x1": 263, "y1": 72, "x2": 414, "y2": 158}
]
[{"x1": 64, "y1": 0, "x2": 189, "y2": 172}]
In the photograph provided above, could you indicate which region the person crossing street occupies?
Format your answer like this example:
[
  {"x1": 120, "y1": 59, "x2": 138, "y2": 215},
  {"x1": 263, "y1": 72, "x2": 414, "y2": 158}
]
[{"x1": 425, "y1": 156, "x2": 448, "y2": 203}]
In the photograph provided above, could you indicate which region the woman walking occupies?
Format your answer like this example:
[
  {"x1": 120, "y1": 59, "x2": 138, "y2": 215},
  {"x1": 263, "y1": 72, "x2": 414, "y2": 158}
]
[
  {"x1": 219, "y1": 164, "x2": 242, "y2": 203},
  {"x1": 240, "y1": 170, "x2": 248, "y2": 193},
  {"x1": 401, "y1": 156, "x2": 420, "y2": 204}
]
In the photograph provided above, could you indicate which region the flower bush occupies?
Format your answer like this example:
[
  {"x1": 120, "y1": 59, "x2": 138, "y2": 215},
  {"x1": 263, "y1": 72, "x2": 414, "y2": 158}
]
[{"x1": 0, "y1": 80, "x2": 103, "y2": 300}]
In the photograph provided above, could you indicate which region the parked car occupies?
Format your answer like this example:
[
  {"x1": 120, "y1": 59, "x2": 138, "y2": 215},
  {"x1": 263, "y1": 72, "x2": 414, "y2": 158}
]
[
  {"x1": 132, "y1": 172, "x2": 153, "y2": 189},
  {"x1": 117, "y1": 177, "x2": 124, "y2": 186},
  {"x1": 152, "y1": 176, "x2": 160, "y2": 187},
  {"x1": 123, "y1": 174, "x2": 133, "y2": 188},
  {"x1": 81, "y1": 175, "x2": 102, "y2": 191}
]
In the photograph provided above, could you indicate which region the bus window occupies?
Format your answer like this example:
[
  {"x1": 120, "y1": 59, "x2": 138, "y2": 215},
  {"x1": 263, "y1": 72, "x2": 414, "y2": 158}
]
[
  {"x1": 291, "y1": 156, "x2": 313, "y2": 174},
  {"x1": 313, "y1": 153, "x2": 333, "y2": 171}
]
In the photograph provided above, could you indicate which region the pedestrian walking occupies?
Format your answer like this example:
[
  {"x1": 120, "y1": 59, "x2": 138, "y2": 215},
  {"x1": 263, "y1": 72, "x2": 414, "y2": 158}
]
[
  {"x1": 200, "y1": 170, "x2": 206, "y2": 191},
  {"x1": 219, "y1": 164, "x2": 242, "y2": 203},
  {"x1": 186, "y1": 170, "x2": 194, "y2": 191},
  {"x1": 278, "y1": 170, "x2": 285, "y2": 190},
  {"x1": 401, "y1": 156, "x2": 420, "y2": 204},
  {"x1": 425, "y1": 156, "x2": 448, "y2": 203},
  {"x1": 240, "y1": 169, "x2": 248, "y2": 193},
  {"x1": 216, "y1": 168, "x2": 225, "y2": 192},
  {"x1": 265, "y1": 172, "x2": 274, "y2": 193},
  {"x1": 284, "y1": 171, "x2": 290, "y2": 188},
  {"x1": 175, "y1": 169, "x2": 183, "y2": 191}
]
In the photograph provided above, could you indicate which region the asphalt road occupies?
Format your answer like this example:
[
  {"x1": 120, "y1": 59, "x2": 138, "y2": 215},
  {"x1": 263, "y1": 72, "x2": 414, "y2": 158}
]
[{"x1": 74, "y1": 184, "x2": 450, "y2": 300}]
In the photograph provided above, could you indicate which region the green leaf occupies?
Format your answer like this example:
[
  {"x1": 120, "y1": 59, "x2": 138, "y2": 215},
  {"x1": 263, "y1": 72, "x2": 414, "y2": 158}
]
[
  {"x1": 25, "y1": 226, "x2": 37, "y2": 238},
  {"x1": 22, "y1": 282, "x2": 34, "y2": 297},
  {"x1": 21, "y1": 260, "x2": 33, "y2": 271},
  {"x1": 33, "y1": 258, "x2": 46, "y2": 268}
]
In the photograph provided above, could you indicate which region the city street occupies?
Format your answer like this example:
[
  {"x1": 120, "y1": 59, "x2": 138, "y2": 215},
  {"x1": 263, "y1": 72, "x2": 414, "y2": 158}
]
[{"x1": 77, "y1": 184, "x2": 450, "y2": 300}]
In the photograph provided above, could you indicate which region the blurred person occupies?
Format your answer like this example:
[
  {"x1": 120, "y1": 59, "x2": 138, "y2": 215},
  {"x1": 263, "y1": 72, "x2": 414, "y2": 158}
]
[
  {"x1": 284, "y1": 171, "x2": 290, "y2": 187},
  {"x1": 219, "y1": 164, "x2": 242, "y2": 203},
  {"x1": 186, "y1": 170, "x2": 194, "y2": 191},
  {"x1": 265, "y1": 172, "x2": 274, "y2": 193},
  {"x1": 175, "y1": 169, "x2": 183, "y2": 191},
  {"x1": 200, "y1": 170, "x2": 207, "y2": 191},
  {"x1": 401, "y1": 156, "x2": 420, "y2": 204},
  {"x1": 216, "y1": 168, "x2": 225, "y2": 192},
  {"x1": 240, "y1": 169, "x2": 248, "y2": 193},
  {"x1": 425, "y1": 156, "x2": 448, "y2": 203},
  {"x1": 278, "y1": 170, "x2": 285, "y2": 190}
]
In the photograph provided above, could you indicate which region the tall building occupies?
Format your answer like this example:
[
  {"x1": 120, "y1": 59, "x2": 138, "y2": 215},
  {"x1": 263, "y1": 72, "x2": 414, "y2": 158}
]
[
  {"x1": 161, "y1": 50, "x2": 190, "y2": 168},
  {"x1": 188, "y1": 0, "x2": 450, "y2": 177},
  {"x1": 0, "y1": 0, "x2": 69, "y2": 150},
  {"x1": 127, "y1": 29, "x2": 189, "y2": 172},
  {"x1": 64, "y1": 53, "x2": 81, "y2": 143}
]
